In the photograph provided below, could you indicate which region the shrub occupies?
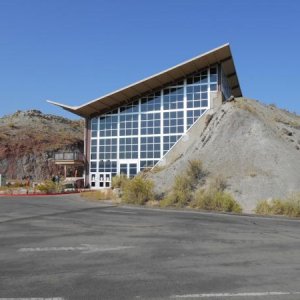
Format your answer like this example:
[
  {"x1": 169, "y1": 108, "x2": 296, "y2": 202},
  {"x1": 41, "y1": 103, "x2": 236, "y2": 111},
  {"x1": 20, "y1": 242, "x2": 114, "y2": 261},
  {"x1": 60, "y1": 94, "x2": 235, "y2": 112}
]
[
  {"x1": 255, "y1": 199, "x2": 272, "y2": 215},
  {"x1": 191, "y1": 188, "x2": 242, "y2": 213},
  {"x1": 160, "y1": 175, "x2": 193, "y2": 208},
  {"x1": 8, "y1": 123, "x2": 17, "y2": 129},
  {"x1": 8, "y1": 181, "x2": 25, "y2": 188},
  {"x1": 122, "y1": 176, "x2": 154, "y2": 205},
  {"x1": 36, "y1": 180, "x2": 61, "y2": 194},
  {"x1": 81, "y1": 189, "x2": 114, "y2": 201},
  {"x1": 111, "y1": 174, "x2": 129, "y2": 189},
  {"x1": 186, "y1": 160, "x2": 204, "y2": 184},
  {"x1": 284, "y1": 194, "x2": 300, "y2": 217},
  {"x1": 209, "y1": 175, "x2": 227, "y2": 192},
  {"x1": 256, "y1": 194, "x2": 300, "y2": 217},
  {"x1": 160, "y1": 160, "x2": 203, "y2": 208}
]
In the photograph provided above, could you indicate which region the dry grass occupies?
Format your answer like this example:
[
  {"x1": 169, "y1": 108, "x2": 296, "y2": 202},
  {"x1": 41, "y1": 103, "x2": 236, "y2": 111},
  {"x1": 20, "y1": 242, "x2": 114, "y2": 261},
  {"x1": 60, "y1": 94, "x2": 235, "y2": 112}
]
[
  {"x1": 111, "y1": 174, "x2": 129, "y2": 189},
  {"x1": 151, "y1": 165, "x2": 166, "y2": 173},
  {"x1": 146, "y1": 200, "x2": 160, "y2": 207},
  {"x1": 235, "y1": 101, "x2": 257, "y2": 115},
  {"x1": 160, "y1": 175, "x2": 193, "y2": 208},
  {"x1": 189, "y1": 175, "x2": 242, "y2": 213},
  {"x1": 160, "y1": 160, "x2": 204, "y2": 208},
  {"x1": 209, "y1": 175, "x2": 227, "y2": 192},
  {"x1": 186, "y1": 160, "x2": 205, "y2": 183},
  {"x1": 81, "y1": 189, "x2": 115, "y2": 201},
  {"x1": 274, "y1": 116, "x2": 300, "y2": 128},
  {"x1": 191, "y1": 188, "x2": 242, "y2": 213},
  {"x1": 255, "y1": 193, "x2": 300, "y2": 217},
  {"x1": 0, "y1": 186, "x2": 9, "y2": 191}
]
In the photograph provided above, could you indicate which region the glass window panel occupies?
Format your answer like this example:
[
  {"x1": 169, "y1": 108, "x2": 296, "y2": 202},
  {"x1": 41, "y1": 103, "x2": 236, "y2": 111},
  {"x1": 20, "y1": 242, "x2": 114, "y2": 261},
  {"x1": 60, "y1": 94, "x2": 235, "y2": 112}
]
[
  {"x1": 187, "y1": 77, "x2": 193, "y2": 84},
  {"x1": 194, "y1": 86, "x2": 200, "y2": 93},
  {"x1": 201, "y1": 85, "x2": 208, "y2": 92},
  {"x1": 210, "y1": 84, "x2": 217, "y2": 91},
  {"x1": 201, "y1": 75, "x2": 208, "y2": 83},
  {"x1": 193, "y1": 76, "x2": 200, "y2": 84},
  {"x1": 201, "y1": 100, "x2": 208, "y2": 107},
  {"x1": 210, "y1": 67, "x2": 217, "y2": 74},
  {"x1": 210, "y1": 74, "x2": 218, "y2": 82},
  {"x1": 187, "y1": 86, "x2": 193, "y2": 93}
]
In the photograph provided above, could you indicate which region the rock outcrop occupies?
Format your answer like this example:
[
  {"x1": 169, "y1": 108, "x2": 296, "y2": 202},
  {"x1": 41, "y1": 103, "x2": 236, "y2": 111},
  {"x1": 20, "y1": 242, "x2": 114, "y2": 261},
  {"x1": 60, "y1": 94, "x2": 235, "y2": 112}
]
[
  {"x1": 150, "y1": 98, "x2": 300, "y2": 212},
  {"x1": 0, "y1": 110, "x2": 84, "y2": 180}
]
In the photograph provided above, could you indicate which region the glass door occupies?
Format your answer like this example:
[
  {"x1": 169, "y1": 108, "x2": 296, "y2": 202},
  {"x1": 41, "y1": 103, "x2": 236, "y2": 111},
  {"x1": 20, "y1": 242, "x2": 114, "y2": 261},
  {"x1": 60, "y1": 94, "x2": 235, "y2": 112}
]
[
  {"x1": 90, "y1": 172, "x2": 111, "y2": 188},
  {"x1": 99, "y1": 172, "x2": 111, "y2": 188}
]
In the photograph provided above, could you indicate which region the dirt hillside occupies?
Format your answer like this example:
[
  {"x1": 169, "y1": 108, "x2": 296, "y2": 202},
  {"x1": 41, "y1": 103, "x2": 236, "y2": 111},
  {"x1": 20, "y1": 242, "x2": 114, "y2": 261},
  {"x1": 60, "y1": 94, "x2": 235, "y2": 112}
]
[
  {"x1": 150, "y1": 98, "x2": 300, "y2": 212},
  {"x1": 0, "y1": 110, "x2": 84, "y2": 180}
]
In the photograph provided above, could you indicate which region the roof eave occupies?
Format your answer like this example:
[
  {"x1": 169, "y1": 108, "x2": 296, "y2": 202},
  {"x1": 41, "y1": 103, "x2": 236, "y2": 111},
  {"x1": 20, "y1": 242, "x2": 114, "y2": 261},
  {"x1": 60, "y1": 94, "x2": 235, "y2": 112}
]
[{"x1": 48, "y1": 43, "x2": 242, "y2": 118}]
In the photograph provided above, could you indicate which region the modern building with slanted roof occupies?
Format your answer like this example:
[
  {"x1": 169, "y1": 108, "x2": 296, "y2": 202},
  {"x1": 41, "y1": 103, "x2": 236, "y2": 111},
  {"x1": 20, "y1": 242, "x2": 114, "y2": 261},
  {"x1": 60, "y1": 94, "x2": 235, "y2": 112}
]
[{"x1": 48, "y1": 43, "x2": 242, "y2": 188}]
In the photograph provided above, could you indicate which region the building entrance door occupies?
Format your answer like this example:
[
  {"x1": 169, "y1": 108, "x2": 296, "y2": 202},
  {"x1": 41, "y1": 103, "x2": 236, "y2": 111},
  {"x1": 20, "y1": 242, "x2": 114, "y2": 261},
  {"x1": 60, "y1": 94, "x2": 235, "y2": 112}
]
[
  {"x1": 90, "y1": 173, "x2": 97, "y2": 188},
  {"x1": 90, "y1": 172, "x2": 111, "y2": 188},
  {"x1": 99, "y1": 172, "x2": 111, "y2": 188},
  {"x1": 119, "y1": 161, "x2": 138, "y2": 178}
]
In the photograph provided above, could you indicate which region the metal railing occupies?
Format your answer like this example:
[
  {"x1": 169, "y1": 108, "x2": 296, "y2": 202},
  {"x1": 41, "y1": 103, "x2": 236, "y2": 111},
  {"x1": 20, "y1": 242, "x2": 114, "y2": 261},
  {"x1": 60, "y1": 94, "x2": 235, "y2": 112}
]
[{"x1": 54, "y1": 152, "x2": 84, "y2": 161}]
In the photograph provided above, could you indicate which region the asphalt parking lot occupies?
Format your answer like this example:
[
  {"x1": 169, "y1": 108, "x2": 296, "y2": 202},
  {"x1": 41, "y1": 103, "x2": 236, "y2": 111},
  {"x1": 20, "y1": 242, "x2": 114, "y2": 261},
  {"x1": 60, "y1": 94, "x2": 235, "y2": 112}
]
[{"x1": 0, "y1": 194, "x2": 300, "y2": 300}]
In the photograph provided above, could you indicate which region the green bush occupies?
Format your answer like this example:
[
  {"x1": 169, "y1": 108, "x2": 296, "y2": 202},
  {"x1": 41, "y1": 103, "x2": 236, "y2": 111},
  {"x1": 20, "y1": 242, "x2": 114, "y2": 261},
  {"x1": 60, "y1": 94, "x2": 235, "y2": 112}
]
[
  {"x1": 191, "y1": 188, "x2": 242, "y2": 213},
  {"x1": 122, "y1": 176, "x2": 154, "y2": 205},
  {"x1": 111, "y1": 174, "x2": 129, "y2": 189},
  {"x1": 256, "y1": 194, "x2": 300, "y2": 217}
]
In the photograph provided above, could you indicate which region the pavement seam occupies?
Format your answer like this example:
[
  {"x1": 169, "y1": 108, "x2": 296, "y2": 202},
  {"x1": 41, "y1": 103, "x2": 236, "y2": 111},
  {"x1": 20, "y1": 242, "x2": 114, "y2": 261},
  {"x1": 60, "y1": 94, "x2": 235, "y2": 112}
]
[{"x1": 0, "y1": 205, "x2": 116, "y2": 224}]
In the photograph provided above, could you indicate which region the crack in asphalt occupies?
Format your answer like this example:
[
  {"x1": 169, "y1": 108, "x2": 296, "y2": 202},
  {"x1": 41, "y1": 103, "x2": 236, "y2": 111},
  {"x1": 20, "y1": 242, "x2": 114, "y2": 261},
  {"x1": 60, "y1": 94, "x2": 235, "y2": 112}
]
[{"x1": 0, "y1": 205, "x2": 116, "y2": 224}]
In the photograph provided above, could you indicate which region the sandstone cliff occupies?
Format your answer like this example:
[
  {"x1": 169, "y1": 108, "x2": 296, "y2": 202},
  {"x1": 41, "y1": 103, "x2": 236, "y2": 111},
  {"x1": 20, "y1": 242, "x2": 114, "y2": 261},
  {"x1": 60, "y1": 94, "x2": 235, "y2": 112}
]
[{"x1": 0, "y1": 110, "x2": 84, "y2": 180}]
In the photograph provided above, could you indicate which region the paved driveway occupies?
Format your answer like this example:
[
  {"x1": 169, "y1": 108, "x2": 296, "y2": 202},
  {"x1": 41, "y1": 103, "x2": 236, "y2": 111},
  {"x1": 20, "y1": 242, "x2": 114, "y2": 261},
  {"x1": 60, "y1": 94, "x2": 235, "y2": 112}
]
[{"x1": 0, "y1": 195, "x2": 300, "y2": 300}]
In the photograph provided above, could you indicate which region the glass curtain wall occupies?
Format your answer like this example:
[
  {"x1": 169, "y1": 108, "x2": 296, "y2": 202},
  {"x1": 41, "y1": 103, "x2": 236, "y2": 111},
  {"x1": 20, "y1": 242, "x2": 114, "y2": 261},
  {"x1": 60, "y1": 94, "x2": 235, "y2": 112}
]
[{"x1": 90, "y1": 66, "x2": 219, "y2": 187}]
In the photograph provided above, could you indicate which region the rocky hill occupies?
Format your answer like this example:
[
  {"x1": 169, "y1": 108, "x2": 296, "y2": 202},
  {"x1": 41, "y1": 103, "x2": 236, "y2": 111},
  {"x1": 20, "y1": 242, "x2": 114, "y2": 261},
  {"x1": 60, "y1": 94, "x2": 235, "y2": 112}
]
[
  {"x1": 0, "y1": 110, "x2": 84, "y2": 180},
  {"x1": 150, "y1": 98, "x2": 300, "y2": 212}
]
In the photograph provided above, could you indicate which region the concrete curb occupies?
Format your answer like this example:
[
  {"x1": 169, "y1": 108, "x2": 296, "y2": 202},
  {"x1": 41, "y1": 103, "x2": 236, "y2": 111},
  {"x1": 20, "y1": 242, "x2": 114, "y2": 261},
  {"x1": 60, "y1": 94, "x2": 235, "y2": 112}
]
[{"x1": 0, "y1": 192, "x2": 80, "y2": 197}]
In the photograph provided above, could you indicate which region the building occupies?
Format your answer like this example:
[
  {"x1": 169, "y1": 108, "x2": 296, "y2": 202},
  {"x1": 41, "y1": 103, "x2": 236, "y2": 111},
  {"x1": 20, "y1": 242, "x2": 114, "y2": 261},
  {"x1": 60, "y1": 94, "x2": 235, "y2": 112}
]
[{"x1": 48, "y1": 44, "x2": 242, "y2": 188}]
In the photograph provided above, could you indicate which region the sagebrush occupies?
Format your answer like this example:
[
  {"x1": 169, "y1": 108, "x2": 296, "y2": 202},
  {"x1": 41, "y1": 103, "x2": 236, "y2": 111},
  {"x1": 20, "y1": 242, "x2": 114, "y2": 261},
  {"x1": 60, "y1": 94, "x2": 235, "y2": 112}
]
[
  {"x1": 122, "y1": 176, "x2": 154, "y2": 205},
  {"x1": 191, "y1": 188, "x2": 242, "y2": 213},
  {"x1": 160, "y1": 160, "x2": 203, "y2": 207},
  {"x1": 36, "y1": 180, "x2": 62, "y2": 193},
  {"x1": 255, "y1": 193, "x2": 300, "y2": 217},
  {"x1": 111, "y1": 174, "x2": 129, "y2": 189}
]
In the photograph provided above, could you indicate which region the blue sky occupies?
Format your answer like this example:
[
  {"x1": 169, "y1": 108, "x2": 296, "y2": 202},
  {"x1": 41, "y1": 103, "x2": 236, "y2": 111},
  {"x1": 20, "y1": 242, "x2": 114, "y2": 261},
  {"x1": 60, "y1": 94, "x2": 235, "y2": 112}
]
[{"x1": 0, "y1": 0, "x2": 299, "y2": 119}]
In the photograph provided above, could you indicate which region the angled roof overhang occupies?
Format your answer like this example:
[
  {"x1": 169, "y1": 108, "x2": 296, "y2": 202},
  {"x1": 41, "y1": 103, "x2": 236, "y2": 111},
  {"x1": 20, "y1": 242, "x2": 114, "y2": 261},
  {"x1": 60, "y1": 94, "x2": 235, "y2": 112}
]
[{"x1": 48, "y1": 43, "x2": 242, "y2": 118}]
